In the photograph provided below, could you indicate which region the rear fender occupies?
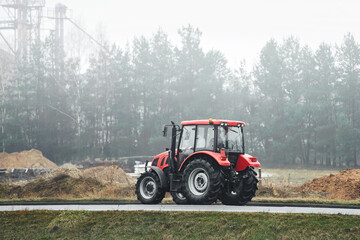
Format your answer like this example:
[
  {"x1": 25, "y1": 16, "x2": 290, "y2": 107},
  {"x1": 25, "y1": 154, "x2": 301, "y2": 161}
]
[
  {"x1": 235, "y1": 154, "x2": 261, "y2": 171},
  {"x1": 178, "y1": 151, "x2": 231, "y2": 172}
]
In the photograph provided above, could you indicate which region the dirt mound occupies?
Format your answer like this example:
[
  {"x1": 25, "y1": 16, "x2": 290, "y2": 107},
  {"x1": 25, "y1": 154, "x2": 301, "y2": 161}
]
[
  {"x1": 0, "y1": 164, "x2": 137, "y2": 199},
  {"x1": 298, "y1": 169, "x2": 360, "y2": 200},
  {"x1": 0, "y1": 183, "x2": 12, "y2": 198},
  {"x1": 15, "y1": 174, "x2": 104, "y2": 198},
  {"x1": 44, "y1": 168, "x2": 82, "y2": 179},
  {"x1": 0, "y1": 149, "x2": 57, "y2": 169},
  {"x1": 3, "y1": 173, "x2": 135, "y2": 199},
  {"x1": 60, "y1": 163, "x2": 83, "y2": 169},
  {"x1": 43, "y1": 165, "x2": 135, "y2": 187},
  {"x1": 82, "y1": 165, "x2": 136, "y2": 187}
]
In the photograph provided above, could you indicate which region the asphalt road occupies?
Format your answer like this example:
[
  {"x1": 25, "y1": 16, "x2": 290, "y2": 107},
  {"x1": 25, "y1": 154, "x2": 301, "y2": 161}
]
[{"x1": 1, "y1": 204, "x2": 360, "y2": 215}]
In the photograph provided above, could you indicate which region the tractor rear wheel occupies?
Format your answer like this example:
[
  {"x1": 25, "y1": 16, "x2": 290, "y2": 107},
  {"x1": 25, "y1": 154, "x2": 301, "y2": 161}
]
[
  {"x1": 136, "y1": 171, "x2": 165, "y2": 204},
  {"x1": 218, "y1": 167, "x2": 258, "y2": 205},
  {"x1": 171, "y1": 192, "x2": 189, "y2": 204},
  {"x1": 182, "y1": 158, "x2": 222, "y2": 205}
]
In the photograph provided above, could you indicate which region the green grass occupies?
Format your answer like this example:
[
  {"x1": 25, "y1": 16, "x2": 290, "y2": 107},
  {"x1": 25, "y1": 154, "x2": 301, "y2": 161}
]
[{"x1": 0, "y1": 211, "x2": 359, "y2": 239}]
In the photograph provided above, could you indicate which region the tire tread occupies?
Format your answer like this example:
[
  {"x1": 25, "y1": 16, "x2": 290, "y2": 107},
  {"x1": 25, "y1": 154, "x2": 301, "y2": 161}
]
[
  {"x1": 135, "y1": 171, "x2": 165, "y2": 204},
  {"x1": 182, "y1": 158, "x2": 223, "y2": 205}
]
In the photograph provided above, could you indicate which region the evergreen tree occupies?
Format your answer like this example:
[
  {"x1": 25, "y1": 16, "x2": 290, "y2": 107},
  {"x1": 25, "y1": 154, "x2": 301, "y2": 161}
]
[{"x1": 336, "y1": 33, "x2": 360, "y2": 167}]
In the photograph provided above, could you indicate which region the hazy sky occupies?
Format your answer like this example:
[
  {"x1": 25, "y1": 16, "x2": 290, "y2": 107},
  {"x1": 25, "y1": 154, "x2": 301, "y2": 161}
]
[{"x1": 7, "y1": 0, "x2": 360, "y2": 68}]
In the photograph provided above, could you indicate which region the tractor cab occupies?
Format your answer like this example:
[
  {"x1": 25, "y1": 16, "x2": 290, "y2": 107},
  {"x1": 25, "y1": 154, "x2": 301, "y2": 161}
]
[{"x1": 177, "y1": 119, "x2": 246, "y2": 169}]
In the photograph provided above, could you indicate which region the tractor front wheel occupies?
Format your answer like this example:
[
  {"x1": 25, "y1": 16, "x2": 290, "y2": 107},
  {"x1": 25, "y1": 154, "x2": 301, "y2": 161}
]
[
  {"x1": 182, "y1": 158, "x2": 222, "y2": 205},
  {"x1": 136, "y1": 171, "x2": 165, "y2": 204},
  {"x1": 218, "y1": 167, "x2": 258, "y2": 205}
]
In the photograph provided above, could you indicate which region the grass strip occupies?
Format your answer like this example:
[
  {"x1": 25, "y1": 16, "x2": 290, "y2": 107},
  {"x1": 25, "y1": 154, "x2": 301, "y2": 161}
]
[{"x1": 0, "y1": 211, "x2": 360, "y2": 239}]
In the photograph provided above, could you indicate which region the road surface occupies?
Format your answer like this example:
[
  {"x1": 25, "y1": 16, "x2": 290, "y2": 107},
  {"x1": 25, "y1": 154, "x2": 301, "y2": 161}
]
[{"x1": 1, "y1": 204, "x2": 360, "y2": 215}]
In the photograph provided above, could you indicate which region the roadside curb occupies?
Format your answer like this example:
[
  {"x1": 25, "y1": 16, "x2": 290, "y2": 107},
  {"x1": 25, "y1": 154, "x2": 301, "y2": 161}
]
[
  {"x1": 247, "y1": 202, "x2": 360, "y2": 209},
  {"x1": 0, "y1": 201, "x2": 359, "y2": 209}
]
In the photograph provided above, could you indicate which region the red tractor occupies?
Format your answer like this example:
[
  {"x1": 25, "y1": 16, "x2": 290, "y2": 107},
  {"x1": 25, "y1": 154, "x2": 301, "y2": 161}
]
[{"x1": 135, "y1": 119, "x2": 261, "y2": 205}]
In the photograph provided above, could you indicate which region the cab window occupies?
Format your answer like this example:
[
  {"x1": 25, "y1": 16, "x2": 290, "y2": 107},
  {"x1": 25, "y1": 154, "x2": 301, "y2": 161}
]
[
  {"x1": 195, "y1": 125, "x2": 215, "y2": 151},
  {"x1": 179, "y1": 125, "x2": 196, "y2": 151}
]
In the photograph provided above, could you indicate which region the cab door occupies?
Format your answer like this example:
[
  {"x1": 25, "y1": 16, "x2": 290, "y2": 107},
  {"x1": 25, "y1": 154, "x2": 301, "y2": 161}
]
[{"x1": 178, "y1": 125, "x2": 196, "y2": 167}]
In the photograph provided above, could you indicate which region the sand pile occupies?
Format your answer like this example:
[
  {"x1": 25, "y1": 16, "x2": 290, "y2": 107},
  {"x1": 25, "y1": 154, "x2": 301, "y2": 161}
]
[
  {"x1": 60, "y1": 163, "x2": 83, "y2": 169},
  {"x1": 298, "y1": 169, "x2": 360, "y2": 200},
  {"x1": 0, "y1": 149, "x2": 57, "y2": 169},
  {"x1": 2, "y1": 174, "x2": 106, "y2": 199},
  {"x1": 44, "y1": 168, "x2": 82, "y2": 179},
  {"x1": 82, "y1": 165, "x2": 136, "y2": 187},
  {"x1": 3, "y1": 171, "x2": 136, "y2": 199},
  {"x1": 1, "y1": 172, "x2": 136, "y2": 199},
  {"x1": 43, "y1": 165, "x2": 135, "y2": 188},
  {"x1": 16, "y1": 174, "x2": 104, "y2": 198},
  {"x1": 0, "y1": 163, "x2": 137, "y2": 199}
]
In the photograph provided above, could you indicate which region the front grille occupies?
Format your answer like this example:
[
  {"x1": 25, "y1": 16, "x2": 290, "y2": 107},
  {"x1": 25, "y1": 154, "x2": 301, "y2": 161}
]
[{"x1": 152, "y1": 158, "x2": 159, "y2": 166}]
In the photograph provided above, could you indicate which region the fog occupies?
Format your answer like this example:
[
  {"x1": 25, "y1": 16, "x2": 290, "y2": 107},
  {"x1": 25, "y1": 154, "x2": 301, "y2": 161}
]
[
  {"x1": 45, "y1": 0, "x2": 360, "y2": 68},
  {"x1": 0, "y1": 0, "x2": 360, "y2": 168}
]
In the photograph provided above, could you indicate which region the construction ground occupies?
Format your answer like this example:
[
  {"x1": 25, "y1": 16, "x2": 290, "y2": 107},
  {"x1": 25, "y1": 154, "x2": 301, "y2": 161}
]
[{"x1": 0, "y1": 149, "x2": 359, "y2": 202}]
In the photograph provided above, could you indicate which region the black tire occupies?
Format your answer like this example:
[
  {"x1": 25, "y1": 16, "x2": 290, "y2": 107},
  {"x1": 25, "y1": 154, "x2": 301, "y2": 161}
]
[
  {"x1": 219, "y1": 167, "x2": 258, "y2": 205},
  {"x1": 171, "y1": 192, "x2": 189, "y2": 205},
  {"x1": 182, "y1": 158, "x2": 223, "y2": 205},
  {"x1": 135, "y1": 171, "x2": 165, "y2": 204}
]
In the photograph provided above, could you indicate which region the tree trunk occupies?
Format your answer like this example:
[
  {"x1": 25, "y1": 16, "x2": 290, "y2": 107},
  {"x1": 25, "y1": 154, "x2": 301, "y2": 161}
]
[
  {"x1": 1, "y1": 74, "x2": 6, "y2": 152},
  {"x1": 354, "y1": 146, "x2": 357, "y2": 167},
  {"x1": 326, "y1": 147, "x2": 331, "y2": 167}
]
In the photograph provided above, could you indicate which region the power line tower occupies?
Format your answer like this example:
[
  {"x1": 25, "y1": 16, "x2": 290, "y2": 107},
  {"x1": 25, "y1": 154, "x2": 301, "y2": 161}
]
[
  {"x1": 54, "y1": 3, "x2": 66, "y2": 80},
  {"x1": 0, "y1": 0, "x2": 45, "y2": 60}
]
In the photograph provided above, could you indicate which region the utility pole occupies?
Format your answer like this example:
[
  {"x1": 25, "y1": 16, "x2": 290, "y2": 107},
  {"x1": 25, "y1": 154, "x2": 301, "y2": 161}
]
[
  {"x1": 55, "y1": 3, "x2": 66, "y2": 81},
  {"x1": 17, "y1": 0, "x2": 28, "y2": 59}
]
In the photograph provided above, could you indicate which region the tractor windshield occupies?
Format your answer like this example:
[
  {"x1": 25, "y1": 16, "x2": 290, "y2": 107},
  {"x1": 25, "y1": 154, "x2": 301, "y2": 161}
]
[{"x1": 218, "y1": 126, "x2": 244, "y2": 153}]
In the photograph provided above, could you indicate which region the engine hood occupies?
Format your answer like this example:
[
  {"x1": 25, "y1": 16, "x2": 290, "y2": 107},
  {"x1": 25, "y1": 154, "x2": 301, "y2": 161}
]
[{"x1": 153, "y1": 151, "x2": 169, "y2": 161}]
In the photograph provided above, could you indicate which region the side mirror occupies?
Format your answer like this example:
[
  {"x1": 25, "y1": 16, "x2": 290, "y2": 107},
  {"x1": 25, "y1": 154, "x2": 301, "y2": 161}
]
[{"x1": 163, "y1": 126, "x2": 168, "y2": 137}]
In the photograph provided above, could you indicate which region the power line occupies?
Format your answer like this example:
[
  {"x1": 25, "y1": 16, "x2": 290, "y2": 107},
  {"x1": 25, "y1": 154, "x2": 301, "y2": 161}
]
[
  {"x1": 46, "y1": 104, "x2": 77, "y2": 123},
  {"x1": 0, "y1": 32, "x2": 15, "y2": 55},
  {"x1": 66, "y1": 18, "x2": 109, "y2": 53}
]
